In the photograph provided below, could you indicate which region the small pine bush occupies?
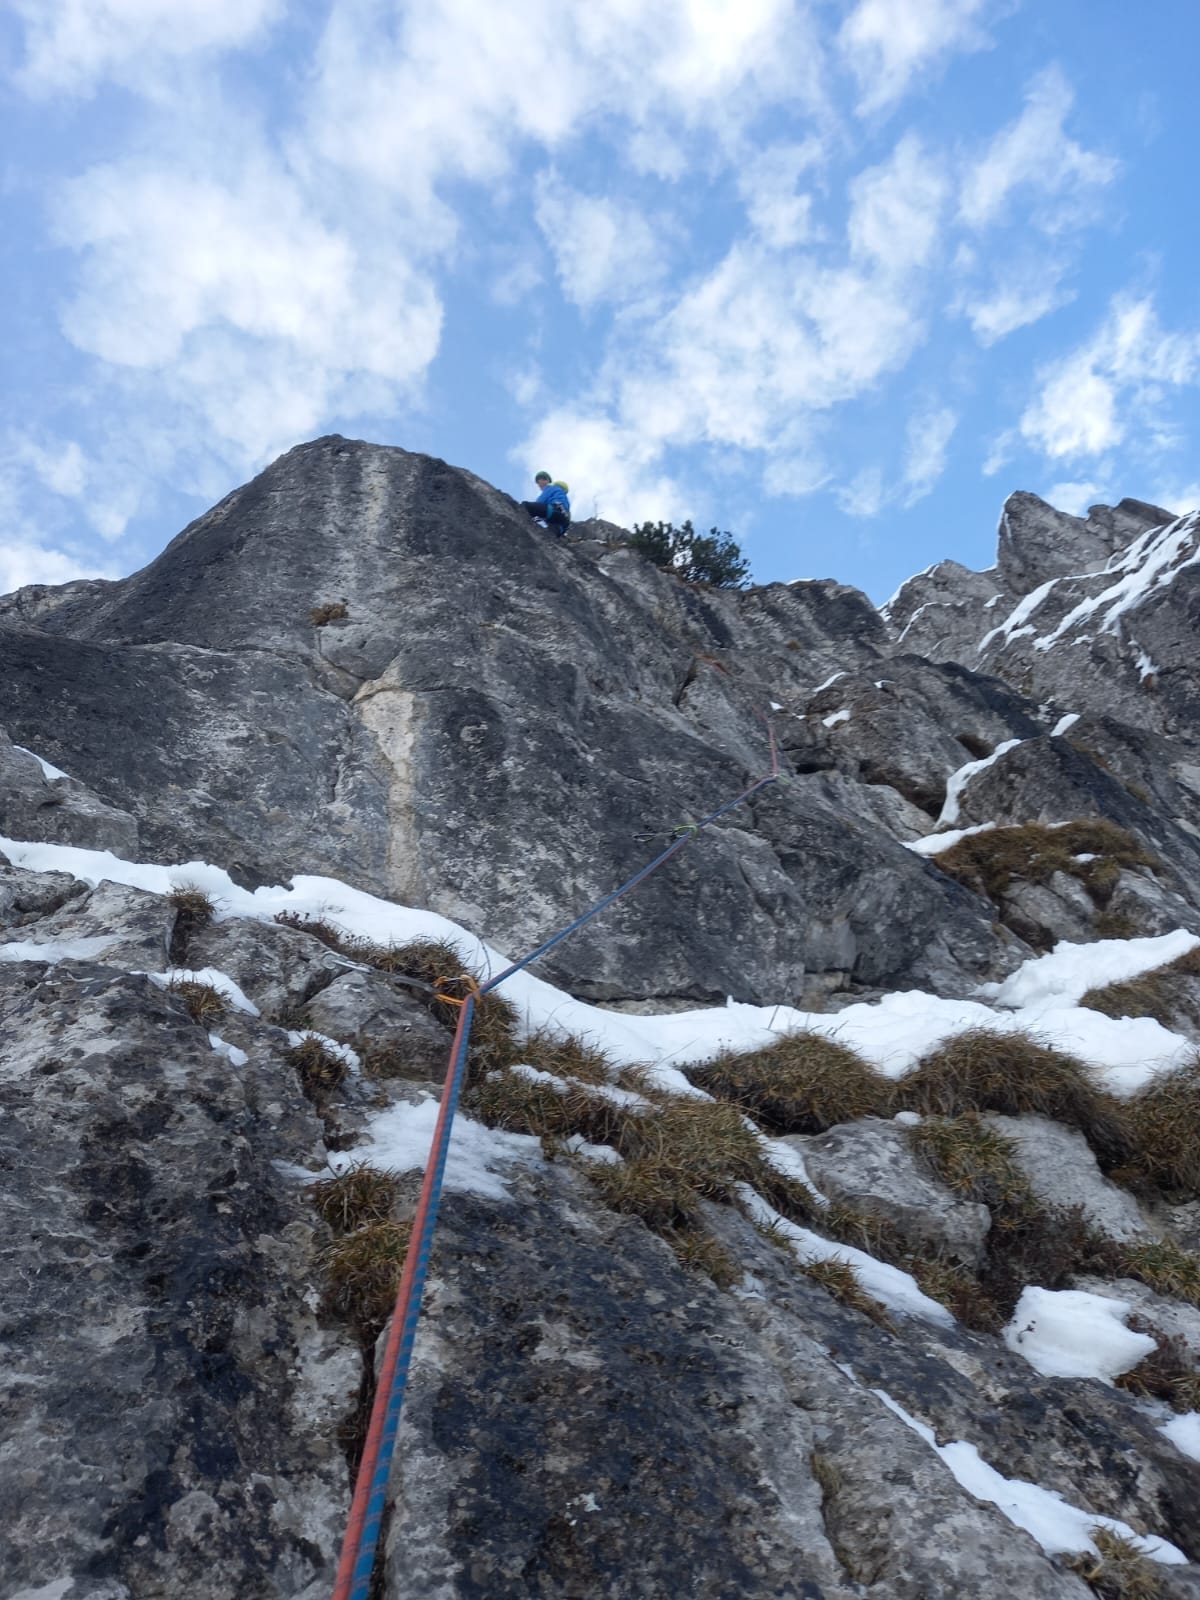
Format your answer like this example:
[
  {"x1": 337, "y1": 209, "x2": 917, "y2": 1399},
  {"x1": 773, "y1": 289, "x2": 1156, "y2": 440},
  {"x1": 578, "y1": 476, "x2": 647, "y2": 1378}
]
[{"x1": 627, "y1": 519, "x2": 751, "y2": 588}]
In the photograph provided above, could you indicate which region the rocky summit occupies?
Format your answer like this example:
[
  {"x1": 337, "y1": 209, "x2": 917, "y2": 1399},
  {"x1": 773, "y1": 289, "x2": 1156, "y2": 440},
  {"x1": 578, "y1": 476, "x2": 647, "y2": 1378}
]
[{"x1": 3, "y1": 437, "x2": 1200, "y2": 1600}]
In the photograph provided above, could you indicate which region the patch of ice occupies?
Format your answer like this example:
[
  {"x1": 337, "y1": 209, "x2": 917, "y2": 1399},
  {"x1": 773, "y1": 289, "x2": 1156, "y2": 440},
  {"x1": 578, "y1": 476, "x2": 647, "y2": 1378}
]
[
  {"x1": 874, "y1": 1387, "x2": 1187, "y2": 1563},
  {"x1": 937, "y1": 740, "x2": 1023, "y2": 827},
  {"x1": 332, "y1": 1096, "x2": 541, "y2": 1201},
  {"x1": 1161, "y1": 1413, "x2": 1200, "y2": 1463},
  {"x1": 740, "y1": 1187, "x2": 953, "y2": 1326},
  {"x1": 1004, "y1": 1288, "x2": 1156, "y2": 1383}
]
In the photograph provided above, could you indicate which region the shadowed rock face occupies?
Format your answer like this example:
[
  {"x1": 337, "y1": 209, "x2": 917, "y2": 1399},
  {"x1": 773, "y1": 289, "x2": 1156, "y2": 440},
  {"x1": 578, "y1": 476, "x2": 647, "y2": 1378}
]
[{"x1": 0, "y1": 436, "x2": 1031, "y2": 1004}]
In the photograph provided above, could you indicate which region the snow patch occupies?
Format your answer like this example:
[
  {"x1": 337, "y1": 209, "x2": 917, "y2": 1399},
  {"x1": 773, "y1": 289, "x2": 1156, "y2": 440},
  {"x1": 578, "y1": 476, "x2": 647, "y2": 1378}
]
[
  {"x1": 149, "y1": 967, "x2": 261, "y2": 1017},
  {"x1": 1161, "y1": 1413, "x2": 1200, "y2": 1463},
  {"x1": 937, "y1": 740, "x2": 1022, "y2": 826},
  {"x1": 14, "y1": 744, "x2": 71, "y2": 782},
  {"x1": 873, "y1": 1387, "x2": 1187, "y2": 1563},
  {"x1": 332, "y1": 1097, "x2": 541, "y2": 1201},
  {"x1": 1004, "y1": 1288, "x2": 1156, "y2": 1383},
  {"x1": 822, "y1": 708, "x2": 850, "y2": 729},
  {"x1": 208, "y1": 1033, "x2": 249, "y2": 1068},
  {"x1": 0, "y1": 934, "x2": 115, "y2": 963},
  {"x1": 905, "y1": 821, "x2": 995, "y2": 857},
  {"x1": 981, "y1": 931, "x2": 1200, "y2": 1011},
  {"x1": 1050, "y1": 712, "x2": 1080, "y2": 736}
]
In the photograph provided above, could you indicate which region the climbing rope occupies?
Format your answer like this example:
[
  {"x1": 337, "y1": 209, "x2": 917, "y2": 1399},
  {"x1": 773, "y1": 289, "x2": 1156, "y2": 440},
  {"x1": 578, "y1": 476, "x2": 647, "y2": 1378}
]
[{"x1": 331, "y1": 720, "x2": 780, "y2": 1600}]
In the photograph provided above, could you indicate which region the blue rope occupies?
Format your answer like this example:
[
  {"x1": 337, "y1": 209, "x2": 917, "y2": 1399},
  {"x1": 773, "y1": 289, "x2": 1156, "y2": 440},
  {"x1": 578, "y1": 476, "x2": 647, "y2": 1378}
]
[{"x1": 340, "y1": 749, "x2": 780, "y2": 1597}]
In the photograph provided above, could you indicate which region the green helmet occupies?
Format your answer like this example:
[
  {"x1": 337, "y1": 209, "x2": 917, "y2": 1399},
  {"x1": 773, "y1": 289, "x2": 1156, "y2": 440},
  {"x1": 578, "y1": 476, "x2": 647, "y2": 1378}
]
[{"x1": 535, "y1": 469, "x2": 551, "y2": 482}]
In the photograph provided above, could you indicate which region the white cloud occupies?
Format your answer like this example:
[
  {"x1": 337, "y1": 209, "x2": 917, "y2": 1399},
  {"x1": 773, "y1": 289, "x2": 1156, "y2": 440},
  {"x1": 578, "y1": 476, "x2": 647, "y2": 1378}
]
[
  {"x1": 535, "y1": 177, "x2": 666, "y2": 310},
  {"x1": 0, "y1": 540, "x2": 116, "y2": 595},
  {"x1": 960, "y1": 66, "x2": 1119, "y2": 232},
  {"x1": 1020, "y1": 295, "x2": 1200, "y2": 462},
  {"x1": 961, "y1": 274, "x2": 1075, "y2": 345},
  {"x1": 50, "y1": 151, "x2": 442, "y2": 469},
  {"x1": 848, "y1": 134, "x2": 946, "y2": 273},
  {"x1": 1045, "y1": 480, "x2": 1105, "y2": 517},
  {"x1": 836, "y1": 466, "x2": 886, "y2": 517},
  {"x1": 517, "y1": 409, "x2": 686, "y2": 529},
  {"x1": 738, "y1": 140, "x2": 824, "y2": 250},
  {"x1": 838, "y1": 0, "x2": 990, "y2": 115},
  {"x1": 12, "y1": 435, "x2": 89, "y2": 498},
  {"x1": 300, "y1": 0, "x2": 825, "y2": 230},
  {"x1": 902, "y1": 405, "x2": 957, "y2": 503},
  {"x1": 12, "y1": 0, "x2": 283, "y2": 97}
]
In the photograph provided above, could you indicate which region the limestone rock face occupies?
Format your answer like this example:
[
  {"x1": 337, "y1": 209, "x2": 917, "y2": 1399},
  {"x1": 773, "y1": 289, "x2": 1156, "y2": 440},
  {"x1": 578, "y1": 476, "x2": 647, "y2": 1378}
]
[{"x1": 0, "y1": 437, "x2": 1030, "y2": 1006}]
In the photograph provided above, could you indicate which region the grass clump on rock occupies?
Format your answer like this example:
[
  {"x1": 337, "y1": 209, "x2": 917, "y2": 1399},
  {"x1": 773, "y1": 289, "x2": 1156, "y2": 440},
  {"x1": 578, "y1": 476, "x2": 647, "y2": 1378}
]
[
  {"x1": 310, "y1": 1164, "x2": 402, "y2": 1233},
  {"x1": 1115, "y1": 1321, "x2": 1200, "y2": 1415},
  {"x1": 322, "y1": 1221, "x2": 411, "y2": 1336},
  {"x1": 800, "y1": 1257, "x2": 894, "y2": 1331},
  {"x1": 289, "y1": 1036, "x2": 348, "y2": 1108},
  {"x1": 168, "y1": 978, "x2": 227, "y2": 1026},
  {"x1": 686, "y1": 1032, "x2": 889, "y2": 1134},
  {"x1": 1113, "y1": 1238, "x2": 1200, "y2": 1308},
  {"x1": 909, "y1": 1113, "x2": 1034, "y2": 1213},
  {"x1": 1082, "y1": 945, "x2": 1200, "y2": 1033},
  {"x1": 1067, "y1": 1528, "x2": 1165, "y2": 1600},
  {"x1": 896, "y1": 1029, "x2": 1132, "y2": 1167},
  {"x1": 936, "y1": 819, "x2": 1157, "y2": 906},
  {"x1": 167, "y1": 883, "x2": 215, "y2": 964},
  {"x1": 1122, "y1": 1060, "x2": 1200, "y2": 1197},
  {"x1": 309, "y1": 601, "x2": 348, "y2": 626}
]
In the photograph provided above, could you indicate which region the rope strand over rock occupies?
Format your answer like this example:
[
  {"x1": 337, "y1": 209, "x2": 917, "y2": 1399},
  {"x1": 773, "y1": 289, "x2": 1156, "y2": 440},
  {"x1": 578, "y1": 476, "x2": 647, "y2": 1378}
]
[{"x1": 331, "y1": 721, "x2": 780, "y2": 1600}]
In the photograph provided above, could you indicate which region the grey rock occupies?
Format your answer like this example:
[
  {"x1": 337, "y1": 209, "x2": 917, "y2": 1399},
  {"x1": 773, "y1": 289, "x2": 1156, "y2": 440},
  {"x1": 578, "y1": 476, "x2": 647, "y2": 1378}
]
[
  {"x1": 0, "y1": 877, "x2": 174, "y2": 970},
  {"x1": 1000, "y1": 871, "x2": 1098, "y2": 949},
  {"x1": 790, "y1": 1117, "x2": 993, "y2": 1265},
  {"x1": 0, "y1": 723, "x2": 138, "y2": 857},
  {"x1": 986, "y1": 1115, "x2": 1151, "y2": 1242},
  {"x1": 183, "y1": 915, "x2": 347, "y2": 1022},
  {"x1": 0, "y1": 861, "x2": 85, "y2": 926},
  {"x1": 0, "y1": 961, "x2": 357, "y2": 1599},
  {"x1": 303, "y1": 969, "x2": 453, "y2": 1081}
]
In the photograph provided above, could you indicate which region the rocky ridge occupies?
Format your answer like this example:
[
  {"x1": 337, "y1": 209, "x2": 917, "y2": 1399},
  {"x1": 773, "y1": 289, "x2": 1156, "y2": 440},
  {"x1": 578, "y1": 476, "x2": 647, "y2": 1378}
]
[{"x1": 3, "y1": 441, "x2": 1200, "y2": 1599}]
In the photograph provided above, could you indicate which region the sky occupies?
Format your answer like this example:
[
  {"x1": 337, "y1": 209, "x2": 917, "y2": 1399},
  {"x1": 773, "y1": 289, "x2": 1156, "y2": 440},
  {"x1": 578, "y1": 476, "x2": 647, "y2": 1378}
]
[{"x1": 2, "y1": 0, "x2": 1199, "y2": 603}]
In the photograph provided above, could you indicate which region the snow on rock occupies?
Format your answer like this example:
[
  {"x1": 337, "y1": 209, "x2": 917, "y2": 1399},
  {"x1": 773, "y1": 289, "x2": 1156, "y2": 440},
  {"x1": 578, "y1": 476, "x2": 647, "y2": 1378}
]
[
  {"x1": 13, "y1": 744, "x2": 71, "y2": 782},
  {"x1": 287, "y1": 1029, "x2": 362, "y2": 1074},
  {"x1": 905, "y1": 821, "x2": 995, "y2": 857},
  {"x1": 739, "y1": 1187, "x2": 954, "y2": 1327},
  {"x1": 821, "y1": 708, "x2": 851, "y2": 729},
  {"x1": 937, "y1": 740, "x2": 1023, "y2": 827},
  {"x1": 0, "y1": 934, "x2": 117, "y2": 963},
  {"x1": 873, "y1": 1387, "x2": 1187, "y2": 1563},
  {"x1": 208, "y1": 1033, "x2": 249, "y2": 1068},
  {"x1": 1050, "y1": 713, "x2": 1080, "y2": 737},
  {"x1": 1003, "y1": 1288, "x2": 1156, "y2": 1383},
  {"x1": 1161, "y1": 1413, "x2": 1200, "y2": 1464},
  {"x1": 331, "y1": 1096, "x2": 541, "y2": 1201},
  {"x1": 981, "y1": 931, "x2": 1200, "y2": 1011},
  {"x1": 148, "y1": 967, "x2": 261, "y2": 1018}
]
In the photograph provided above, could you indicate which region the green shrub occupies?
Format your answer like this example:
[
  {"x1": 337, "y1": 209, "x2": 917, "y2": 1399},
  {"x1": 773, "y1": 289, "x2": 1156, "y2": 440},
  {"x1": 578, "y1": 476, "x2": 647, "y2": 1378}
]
[{"x1": 627, "y1": 518, "x2": 751, "y2": 588}]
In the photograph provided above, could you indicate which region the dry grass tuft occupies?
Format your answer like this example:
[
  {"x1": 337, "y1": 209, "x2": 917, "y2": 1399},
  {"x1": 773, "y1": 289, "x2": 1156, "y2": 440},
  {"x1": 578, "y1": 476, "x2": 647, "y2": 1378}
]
[
  {"x1": 1067, "y1": 1528, "x2": 1165, "y2": 1600},
  {"x1": 289, "y1": 1036, "x2": 347, "y2": 1107},
  {"x1": 1114, "y1": 1238, "x2": 1200, "y2": 1308},
  {"x1": 1081, "y1": 974, "x2": 1177, "y2": 1027},
  {"x1": 470, "y1": 1069, "x2": 636, "y2": 1150},
  {"x1": 896, "y1": 1029, "x2": 1132, "y2": 1167},
  {"x1": 1123, "y1": 1060, "x2": 1200, "y2": 1197},
  {"x1": 936, "y1": 820, "x2": 1157, "y2": 923},
  {"x1": 517, "y1": 1027, "x2": 614, "y2": 1085},
  {"x1": 167, "y1": 883, "x2": 215, "y2": 963},
  {"x1": 1115, "y1": 1319, "x2": 1200, "y2": 1414},
  {"x1": 323, "y1": 1220, "x2": 411, "y2": 1335},
  {"x1": 687, "y1": 1032, "x2": 889, "y2": 1134},
  {"x1": 801, "y1": 1257, "x2": 895, "y2": 1331},
  {"x1": 911, "y1": 1258, "x2": 1005, "y2": 1333},
  {"x1": 309, "y1": 601, "x2": 348, "y2": 626},
  {"x1": 664, "y1": 1227, "x2": 741, "y2": 1289},
  {"x1": 168, "y1": 978, "x2": 227, "y2": 1026},
  {"x1": 310, "y1": 1164, "x2": 401, "y2": 1234},
  {"x1": 909, "y1": 1114, "x2": 1034, "y2": 1212}
]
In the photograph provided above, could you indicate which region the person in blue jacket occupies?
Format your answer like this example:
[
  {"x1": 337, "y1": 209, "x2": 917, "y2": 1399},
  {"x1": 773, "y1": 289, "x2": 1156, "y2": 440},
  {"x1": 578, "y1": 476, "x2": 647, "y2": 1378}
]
[{"x1": 520, "y1": 471, "x2": 571, "y2": 536}]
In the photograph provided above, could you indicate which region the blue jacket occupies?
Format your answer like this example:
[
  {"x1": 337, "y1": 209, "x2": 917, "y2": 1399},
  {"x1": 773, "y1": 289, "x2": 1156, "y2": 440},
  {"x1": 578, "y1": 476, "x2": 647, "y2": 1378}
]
[{"x1": 536, "y1": 483, "x2": 570, "y2": 517}]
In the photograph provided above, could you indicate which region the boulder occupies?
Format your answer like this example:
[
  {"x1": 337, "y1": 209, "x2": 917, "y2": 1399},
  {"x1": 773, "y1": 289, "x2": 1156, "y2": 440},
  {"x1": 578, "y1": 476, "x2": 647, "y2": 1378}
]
[{"x1": 985, "y1": 1115, "x2": 1151, "y2": 1243}]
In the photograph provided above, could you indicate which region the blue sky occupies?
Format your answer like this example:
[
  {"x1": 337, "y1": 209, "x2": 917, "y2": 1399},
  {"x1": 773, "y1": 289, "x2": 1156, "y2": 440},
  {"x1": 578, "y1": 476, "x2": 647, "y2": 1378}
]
[{"x1": 2, "y1": 1, "x2": 1199, "y2": 604}]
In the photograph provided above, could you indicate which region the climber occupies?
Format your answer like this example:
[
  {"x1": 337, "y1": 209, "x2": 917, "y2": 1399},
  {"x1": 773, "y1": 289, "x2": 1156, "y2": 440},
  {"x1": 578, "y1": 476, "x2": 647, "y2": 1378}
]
[{"x1": 520, "y1": 471, "x2": 571, "y2": 537}]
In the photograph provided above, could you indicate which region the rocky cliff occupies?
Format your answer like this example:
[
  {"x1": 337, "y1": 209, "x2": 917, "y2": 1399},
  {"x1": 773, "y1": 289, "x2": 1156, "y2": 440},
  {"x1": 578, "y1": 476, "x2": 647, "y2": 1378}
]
[{"x1": 3, "y1": 441, "x2": 1200, "y2": 1600}]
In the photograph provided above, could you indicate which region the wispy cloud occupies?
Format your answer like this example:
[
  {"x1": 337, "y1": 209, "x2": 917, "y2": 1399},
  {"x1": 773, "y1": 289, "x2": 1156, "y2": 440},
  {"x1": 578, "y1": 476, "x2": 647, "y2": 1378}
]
[
  {"x1": 959, "y1": 65, "x2": 1119, "y2": 232},
  {"x1": 838, "y1": 0, "x2": 991, "y2": 115},
  {"x1": 535, "y1": 176, "x2": 667, "y2": 310},
  {"x1": 903, "y1": 405, "x2": 958, "y2": 504},
  {"x1": 1020, "y1": 293, "x2": 1200, "y2": 461},
  {"x1": 11, "y1": 0, "x2": 283, "y2": 97}
]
